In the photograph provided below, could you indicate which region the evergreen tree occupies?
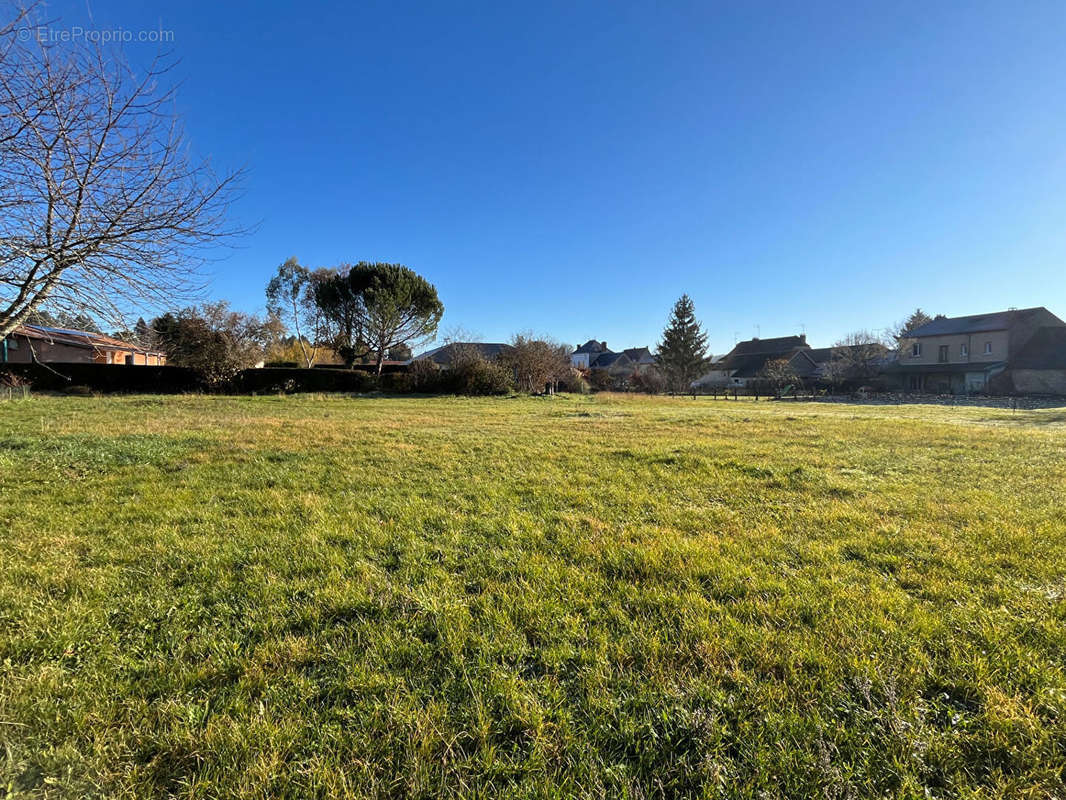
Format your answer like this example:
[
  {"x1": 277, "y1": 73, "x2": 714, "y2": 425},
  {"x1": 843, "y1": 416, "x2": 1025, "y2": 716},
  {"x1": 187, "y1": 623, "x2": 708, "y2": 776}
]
[{"x1": 657, "y1": 294, "x2": 710, "y2": 392}]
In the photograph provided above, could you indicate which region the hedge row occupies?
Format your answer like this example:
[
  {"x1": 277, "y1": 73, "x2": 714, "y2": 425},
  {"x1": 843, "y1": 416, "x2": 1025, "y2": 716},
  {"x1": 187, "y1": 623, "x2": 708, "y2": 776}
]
[
  {"x1": 1, "y1": 363, "x2": 525, "y2": 397},
  {"x1": 0, "y1": 363, "x2": 410, "y2": 394},
  {"x1": 0, "y1": 362, "x2": 205, "y2": 393}
]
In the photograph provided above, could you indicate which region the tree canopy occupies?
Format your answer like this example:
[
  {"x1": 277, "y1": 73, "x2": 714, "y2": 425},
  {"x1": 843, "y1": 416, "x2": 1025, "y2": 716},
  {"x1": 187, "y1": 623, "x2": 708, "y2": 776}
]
[
  {"x1": 657, "y1": 294, "x2": 710, "y2": 392},
  {"x1": 349, "y1": 263, "x2": 444, "y2": 374}
]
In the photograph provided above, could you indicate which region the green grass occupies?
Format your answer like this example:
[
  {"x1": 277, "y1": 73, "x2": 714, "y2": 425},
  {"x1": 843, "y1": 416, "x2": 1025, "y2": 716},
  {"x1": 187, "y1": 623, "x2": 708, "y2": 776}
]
[{"x1": 1, "y1": 393, "x2": 1065, "y2": 799}]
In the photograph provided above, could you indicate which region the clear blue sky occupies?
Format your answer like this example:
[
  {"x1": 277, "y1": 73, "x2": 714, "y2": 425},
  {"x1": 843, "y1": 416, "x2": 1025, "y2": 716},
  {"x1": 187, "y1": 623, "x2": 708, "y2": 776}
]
[{"x1": 48, "y1": 0, "x2": 1066, "y2": 354}]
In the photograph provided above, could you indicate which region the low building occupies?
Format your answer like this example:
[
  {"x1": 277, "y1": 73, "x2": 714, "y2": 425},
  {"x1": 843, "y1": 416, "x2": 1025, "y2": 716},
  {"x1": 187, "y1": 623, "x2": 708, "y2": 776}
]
[
  {"x1": 882, "y1": 307, "x2": 1066, "y2": 394},
  {"x1": 695, "y1": 335, "x2": 812, "y2": 388},
  {"x1": 1, "y1": 324, "x2": 165, "y2": 365},
  {"x1": 413, "y1": 342, "x2": 514, "y2": 368}
]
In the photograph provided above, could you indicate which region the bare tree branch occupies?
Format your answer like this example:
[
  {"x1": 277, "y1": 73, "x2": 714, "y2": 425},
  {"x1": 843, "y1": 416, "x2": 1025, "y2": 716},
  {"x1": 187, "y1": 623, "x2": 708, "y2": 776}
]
[{"x1": 0, "y1": 3, "x2": 245, "y2": 339}]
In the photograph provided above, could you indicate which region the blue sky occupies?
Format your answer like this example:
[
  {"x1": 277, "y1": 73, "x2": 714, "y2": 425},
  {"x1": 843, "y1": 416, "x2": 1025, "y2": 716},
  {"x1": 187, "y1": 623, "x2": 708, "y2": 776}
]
[{"x1": 46, "y1": 0, "x2": 1066, "y2": 354}]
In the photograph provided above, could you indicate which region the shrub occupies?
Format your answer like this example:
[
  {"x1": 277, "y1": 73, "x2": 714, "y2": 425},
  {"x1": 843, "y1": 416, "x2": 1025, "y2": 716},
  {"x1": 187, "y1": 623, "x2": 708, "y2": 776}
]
[
  {"x1": 558, "y1": 368, "x2": 590, "y2": 394},
  {"x1": 443, "y1": 358, "x2": 513, "y2": 396},
  {"x1": 631, "y1": 367, "x2": 667, "y2": 394},
  {"x1": 588, "y1": 369, "x2": 613, "y2": 391},
  {"x1": 408, "y1": 358, "x2": 442, "y2": 392},
  {"x1": 0, "y1": 370, "x2": 31, "y2": 400}
]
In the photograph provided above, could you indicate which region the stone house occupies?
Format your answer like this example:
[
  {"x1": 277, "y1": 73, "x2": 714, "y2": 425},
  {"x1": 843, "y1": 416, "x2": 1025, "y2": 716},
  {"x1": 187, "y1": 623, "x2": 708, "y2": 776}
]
[{"x1": 882, "y1": 307, "x2": 1065, "y2": 394}]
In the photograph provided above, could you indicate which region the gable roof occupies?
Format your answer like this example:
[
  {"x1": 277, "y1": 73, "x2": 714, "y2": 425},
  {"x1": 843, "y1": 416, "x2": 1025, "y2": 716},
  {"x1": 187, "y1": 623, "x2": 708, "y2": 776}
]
[
  {"x1": 1010, "y1": 326, "x2": 1066, "y2": 370},
  {"x1": 622, "y1": 347, "x2": 656, "y2": 364},
  {"x1": 14, "y1": 324, "x2": 162, "y2": 355},
  {"x1": 728, "y1": 335, "x2": 807, "y2": 356},
  {"x1": 414, "y1": 342, "x2": 514, "y2": 365},
  {"x1": 592, "y1": 350, "x2": 628, "y2": 368},
  {"x1": 906, "y1": 307, "x2": 1064, "y2": 338},
  {"x1": 709, "y1": 335, "x2": 811, "y2": 378}
]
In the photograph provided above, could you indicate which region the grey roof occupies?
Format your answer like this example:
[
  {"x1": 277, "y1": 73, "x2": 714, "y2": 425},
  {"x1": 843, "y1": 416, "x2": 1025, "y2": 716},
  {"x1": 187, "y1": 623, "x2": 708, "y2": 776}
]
[
  {"x1": 715, "y1": 336, "x2": 811, "y2": 378},
  {"x1": 592, "y1": 351, "x2": 627, "y2": 368},
  {"x1": 906, "y1": 307, "x2": 1062, "y2": 338},
  {"x1": 804, "y1": 347, "x2": 834, "y2": 364},
  {"x1": 729, "y1": 335, "x2": 807, "y2": 356},
  {"x1": 414, "y1": 342, "x2": 513, "y2": 365},
  {"x1": 574, "y1": 340, "x2": 608, "y2": 354},
  {"x1": 622, "y1": 347, "x2": 656, "y2": 364},
  {"x1": 1011, "y1": 326, "x2": 1066, "y2": 370}
]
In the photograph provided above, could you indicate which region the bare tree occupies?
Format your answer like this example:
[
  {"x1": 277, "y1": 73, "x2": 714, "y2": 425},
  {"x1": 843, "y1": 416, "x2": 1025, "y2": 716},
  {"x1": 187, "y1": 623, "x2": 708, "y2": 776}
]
[
  {"x1": 0, "y1": 5, "x2": 243, "y2": 340},
  {"x1": 824, "y1": 330, "x2": 889, "y2": 387},
  {"x1": 757, "y1": 357, "x2": 799, "y2": 397},
  {"x1": 501, "y1": 333, "x2": 571, "y2": 394}
]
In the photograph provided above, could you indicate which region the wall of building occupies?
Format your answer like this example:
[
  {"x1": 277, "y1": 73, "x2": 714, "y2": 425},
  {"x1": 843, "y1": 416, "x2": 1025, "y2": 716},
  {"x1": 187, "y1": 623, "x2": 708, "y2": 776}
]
[
  {"x1": 1010, "y1": 369, "x2": 1066, "y2": 395},
  {"x1": 1, "y1": 335, "x2": 163, "y2": 365},
  {"x1": 2, "y1": 336, "x2": 93, "y2": 363},
  {"x1": 903, "y1": 330, "x2": 1009, "y2": 366}
]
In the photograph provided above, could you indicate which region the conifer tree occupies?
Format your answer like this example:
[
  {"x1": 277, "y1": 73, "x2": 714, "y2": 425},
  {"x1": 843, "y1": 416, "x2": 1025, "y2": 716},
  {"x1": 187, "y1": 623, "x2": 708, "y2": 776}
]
[{"x1": 657, "y1": 294, "x2": 710, "y2": 392}]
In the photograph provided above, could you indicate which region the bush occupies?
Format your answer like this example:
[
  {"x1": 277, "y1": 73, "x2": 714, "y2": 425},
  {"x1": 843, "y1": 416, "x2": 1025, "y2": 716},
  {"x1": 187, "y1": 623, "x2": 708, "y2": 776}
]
[
  {"x1": 442, "y1": 358, "x2": 513, "y2": 396},
  {"x1": 631, "y1": 368, "x2": 667, "y2": 394},
  {"x1": 558, "y1": 368, "x2": 590, "y2": 394},
  {"x1": 408, "y1": 358, "x2": 442, "y2": 392},
  {"x1": 0, "y1": 363, "x2": 204, "y2": 393},
  {"x1": 380, "y1": 372, "x2": 413, "y2": 393},
  {"x1": 0, "y1": 370, "x2": 31, "y2": 400},
  {"x1": 588, "y1": 369, "x2": 613, "y2": 391},
  {"x1": 231, "y1": 367, "x2": 379, "y2": 394}
]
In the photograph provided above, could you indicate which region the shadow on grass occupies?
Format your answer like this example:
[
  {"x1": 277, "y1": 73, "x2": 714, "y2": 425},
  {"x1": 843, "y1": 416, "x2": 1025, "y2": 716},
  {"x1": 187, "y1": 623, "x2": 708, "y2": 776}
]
[{"x1": 977, "y1": 411, "x2": 1066, "y2": 426}]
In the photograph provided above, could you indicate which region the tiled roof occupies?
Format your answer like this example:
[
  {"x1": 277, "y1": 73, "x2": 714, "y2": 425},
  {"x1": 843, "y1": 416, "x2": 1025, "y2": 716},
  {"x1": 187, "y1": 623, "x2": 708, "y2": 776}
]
[
  {"x1": 728, "y1": 335, "x2": 807, "y2": 356},
  {"x1": 414, "y1": 342, "x2": 514, "y2": 365},
  {"x1": 622, "y1": 347, "x2": 656, "y2": 364},
  {"x1": 592, "y1": 351, "x2": 627, "y2": 368},
  {"x1": 906, "y1": 307, "x2": 1061, "y2": 337}
]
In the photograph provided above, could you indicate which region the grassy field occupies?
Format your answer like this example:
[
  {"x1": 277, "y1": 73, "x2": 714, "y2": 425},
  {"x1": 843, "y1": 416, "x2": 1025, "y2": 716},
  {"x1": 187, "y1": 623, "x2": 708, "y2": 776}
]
[{"x1": 1, "y1": 394, "x2": 1065, "y2": 799}]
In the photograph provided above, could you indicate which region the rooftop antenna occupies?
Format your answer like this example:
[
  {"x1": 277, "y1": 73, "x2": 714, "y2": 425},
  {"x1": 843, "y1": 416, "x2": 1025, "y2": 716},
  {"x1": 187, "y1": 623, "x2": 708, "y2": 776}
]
[
  {"x1": 754, "y1": 324, "x2": 761, "y2": 338},
  {"x1": 798, "y1": 322, "x2": 806, "y2": 336},
  {"x1": 733, "y1": 331, "x2": 739, "y2": 345}
]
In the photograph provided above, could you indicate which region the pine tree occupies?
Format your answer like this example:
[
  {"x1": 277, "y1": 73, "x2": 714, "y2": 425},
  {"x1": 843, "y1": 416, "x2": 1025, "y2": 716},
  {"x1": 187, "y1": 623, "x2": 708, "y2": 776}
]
[{"x1": 657, "y1": 294, "x2": 710, "y2": 392}]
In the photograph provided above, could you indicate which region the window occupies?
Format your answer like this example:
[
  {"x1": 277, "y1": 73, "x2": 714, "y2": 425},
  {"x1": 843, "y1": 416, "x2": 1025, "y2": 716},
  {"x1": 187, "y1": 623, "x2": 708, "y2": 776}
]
[
  {"x1": 938, "y1": 345, "x2": 949, "y2": 363},
  {"x1": 984, "y1": 341, "x2": 993, "y2": 354},
  {"x1": 960, "y1": 343, "x2": 968, "y2": 357},
  {"x1": 5, "y1": 337, "x2": 17, "y2": 350},
  {"x1": 911, "y1": 342, "x2": 922, "y2": 357}
]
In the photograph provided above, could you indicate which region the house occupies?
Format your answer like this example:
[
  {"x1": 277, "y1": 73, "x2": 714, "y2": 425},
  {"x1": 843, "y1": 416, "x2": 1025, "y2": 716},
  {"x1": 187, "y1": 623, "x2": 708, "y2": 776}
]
[
  {"x1": 413, "y1": 342, "x2": 514, "y2": 368},
  {"x1": 570, "y1": 340, "x2": 657, "y2": 381},
  {"x1": 695, "y1": 335, "x2": 813, "y2": 388},
  {"x1": 1, "y1": 324, "x2": 166, "y2": 365},
  {"x1": 882, "y1": 307, "x2": 1066, "y2": 394}
]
